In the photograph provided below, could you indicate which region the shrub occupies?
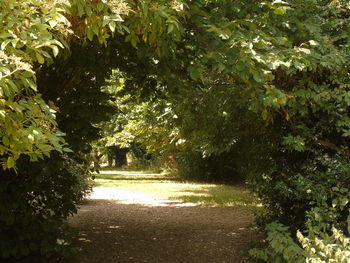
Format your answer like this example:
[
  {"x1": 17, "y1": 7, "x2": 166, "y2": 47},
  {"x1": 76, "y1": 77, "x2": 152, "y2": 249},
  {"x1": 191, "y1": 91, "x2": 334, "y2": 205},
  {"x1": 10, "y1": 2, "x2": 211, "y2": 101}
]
[
  {"x1": 298, "y1": 226, "x2": 350, "y2": 263},
  {"x1": 250, "y1": 221, "x2": 350, "y2": 263},
  {"x1": 249, "y1": 222, "x2": 306, "y2": 263},
  {"x1": 0, "y1": 153, "x2": 92, "y2": 259}
]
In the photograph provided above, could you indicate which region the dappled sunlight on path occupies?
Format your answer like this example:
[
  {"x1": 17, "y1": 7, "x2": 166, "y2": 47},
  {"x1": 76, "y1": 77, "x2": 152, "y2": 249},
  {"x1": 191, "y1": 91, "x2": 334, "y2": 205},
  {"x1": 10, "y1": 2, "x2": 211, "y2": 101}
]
[
  {"x1": 94, "y1": 170, "x2": 163, "y2": 176},
  {"x1": 91, "y1": 170, "x2": 259, "y2": 208},
  {"x1": 65, "y1": 171, "x2": 260, "y2": 263},
  {"x1": 88, "y1": 187, "x2": 198, "y2": 207}
]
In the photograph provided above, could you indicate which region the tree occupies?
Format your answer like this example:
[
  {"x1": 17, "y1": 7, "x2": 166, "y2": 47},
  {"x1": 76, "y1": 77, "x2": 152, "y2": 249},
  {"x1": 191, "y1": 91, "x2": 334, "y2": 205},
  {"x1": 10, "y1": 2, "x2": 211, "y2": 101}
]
[
  {"x1": 0, "y1": 0, "x2": 185, "y2": 259},
  {"x1": 0, "y1": 0, "x2": 185, "y2": 170},
  {"x1": 106, "y1": 1, "x2": 350, "y2": 261}
]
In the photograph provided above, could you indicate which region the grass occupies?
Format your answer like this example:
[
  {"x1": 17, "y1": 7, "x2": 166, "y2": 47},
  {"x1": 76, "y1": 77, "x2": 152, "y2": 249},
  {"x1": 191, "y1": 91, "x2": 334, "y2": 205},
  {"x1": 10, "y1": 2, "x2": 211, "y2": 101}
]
[{"x1": 92, "y1": 170, "x2": 260, "y2": 209}]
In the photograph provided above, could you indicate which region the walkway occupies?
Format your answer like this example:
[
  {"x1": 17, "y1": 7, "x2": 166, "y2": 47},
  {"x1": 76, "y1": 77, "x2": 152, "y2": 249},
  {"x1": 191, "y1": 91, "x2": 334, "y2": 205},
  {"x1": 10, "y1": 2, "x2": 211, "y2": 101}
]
[{"x1": 65, "y1": 172, "x2": 259, "y2": 263}]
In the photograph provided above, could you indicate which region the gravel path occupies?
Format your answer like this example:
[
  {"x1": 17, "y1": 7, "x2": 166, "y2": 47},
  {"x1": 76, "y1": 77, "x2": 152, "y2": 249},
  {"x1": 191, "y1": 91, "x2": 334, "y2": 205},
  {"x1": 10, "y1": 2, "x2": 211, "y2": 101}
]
[{"x1": 65, "y1": 187, "x2": 259, "y2": 263}]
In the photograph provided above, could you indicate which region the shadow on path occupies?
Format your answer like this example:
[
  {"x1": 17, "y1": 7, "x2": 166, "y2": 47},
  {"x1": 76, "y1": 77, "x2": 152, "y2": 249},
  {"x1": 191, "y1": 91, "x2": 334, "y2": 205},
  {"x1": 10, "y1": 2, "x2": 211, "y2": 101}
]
[{"x1": 65, "y1": 197, "x2": 258, "y2": 263}]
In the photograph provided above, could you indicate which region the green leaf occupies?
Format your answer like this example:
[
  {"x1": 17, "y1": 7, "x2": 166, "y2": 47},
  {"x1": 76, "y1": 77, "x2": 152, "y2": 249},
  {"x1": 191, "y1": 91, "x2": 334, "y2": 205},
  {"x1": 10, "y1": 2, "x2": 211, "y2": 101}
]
[
  {"x1": 77, "y1": 2, "x2": 84, "y2": 16},
  {"x1": 103, "y1": 16, "x2": 110, "y2": 26},
  {"x1": 97, "y1": 2, "x2": 104, "y2": 11},
  {"x1": 63, "y1": 147, "x2": 73, "y2": 153},
  {"x1": 261, "y1": 109, "x2": 268, "y2": 120},
  {"x1": 6, "y1": 156, "x2": 15, "y2": 169},
  {"x1": 130, "y1": 34, "x2": 139, "y2": 48},
  {"x1": 26, "y1": 78, "x2": 37, "y2": 91},
  {"x1": 274, "y1": 8, "x2": 286, "y2": 15},
  {"x1": 253, "y1": 71, "x2": 262, "y2": 82},
  {"x1": 188, "y1": 66, "x2": 201, "y2": 81},
  {"x1": 35, "y1": 53, "x2": 45, "y2": 64},
  {"x1": 92, "y1": 24, "x2": 99, "y2": 35},
  {"x1": 5, "y1": 79, "x2": 18, "y2": 92},
  {"x1": 87, "y1": 29, "x2": 94, "y2": 41},
  {"x1": 2, "y1": 136, "x2": 10, "y2": 146},
  {"x1": 167, "y1": 24, "x2": 174, "y2": 34}
]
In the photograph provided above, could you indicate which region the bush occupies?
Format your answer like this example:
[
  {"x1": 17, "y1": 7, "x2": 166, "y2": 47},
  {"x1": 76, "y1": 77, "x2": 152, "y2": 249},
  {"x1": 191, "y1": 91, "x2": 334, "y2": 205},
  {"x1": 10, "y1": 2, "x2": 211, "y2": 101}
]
[
  {"x1": 176, "y1": 150, "x2": 245, "y2": 183},
  {"x1": 250, "y1": 221, "x2": 350, "y2": 263},
  {"x1": 298, "y1": 226, "x2": 350, "y2": 263},
  {"x1": 175, "y1": 129, "x2": 276, "y2": 184},
  {"x1": 249, "y1": 222, "x2": 306, "y2": 263},
  {"x1": 0, "y1": 153, "x2": 92, "y2": 259}
]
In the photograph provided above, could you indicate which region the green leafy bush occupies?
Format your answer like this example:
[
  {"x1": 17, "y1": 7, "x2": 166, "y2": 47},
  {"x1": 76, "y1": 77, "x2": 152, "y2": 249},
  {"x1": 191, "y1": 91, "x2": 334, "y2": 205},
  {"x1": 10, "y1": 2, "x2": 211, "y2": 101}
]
[
  {"x1": 0, "y1": 153, "x2": 91, "y2": 259},
  {"x1": 0, "y1": 23, "x2": 119, "y2": 260},
  {"x1": 250, "y1": 221, "x2": 350, "y2": 263},
  {"x1": 249, "y1": 222, "x2": 306, "y2": 263},
  {"x1": 298, "y1": 226, "x2": 350, "y2": 263}
]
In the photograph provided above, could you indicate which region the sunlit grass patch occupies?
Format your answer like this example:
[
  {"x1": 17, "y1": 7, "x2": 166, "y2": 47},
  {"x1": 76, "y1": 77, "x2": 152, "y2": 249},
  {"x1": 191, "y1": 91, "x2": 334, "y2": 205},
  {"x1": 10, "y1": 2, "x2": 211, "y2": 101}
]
[
  {"x1": 92, "y1": 170, "x2": 260, "y2": 208},
  {"x1": 94, "y1": 170, "x2": 178, "y2": 181},
  {"x1": 172, "y1": 184, "x2": 258, "y2": 208}
]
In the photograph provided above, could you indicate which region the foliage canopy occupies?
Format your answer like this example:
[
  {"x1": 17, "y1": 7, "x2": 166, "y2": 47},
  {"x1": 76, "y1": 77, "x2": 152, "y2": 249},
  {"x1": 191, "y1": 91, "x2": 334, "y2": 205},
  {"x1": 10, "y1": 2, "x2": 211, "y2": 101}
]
[{"x1": 0, "y1": 0, "x2": 350, "y2": 261}]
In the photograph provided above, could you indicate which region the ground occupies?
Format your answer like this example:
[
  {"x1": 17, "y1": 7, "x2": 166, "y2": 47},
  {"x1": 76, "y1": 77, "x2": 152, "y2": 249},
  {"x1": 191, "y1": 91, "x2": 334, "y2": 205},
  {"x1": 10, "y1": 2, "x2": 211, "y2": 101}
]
[{"x1": 65, "y1": 171, "x2": 261, "y2": 263}]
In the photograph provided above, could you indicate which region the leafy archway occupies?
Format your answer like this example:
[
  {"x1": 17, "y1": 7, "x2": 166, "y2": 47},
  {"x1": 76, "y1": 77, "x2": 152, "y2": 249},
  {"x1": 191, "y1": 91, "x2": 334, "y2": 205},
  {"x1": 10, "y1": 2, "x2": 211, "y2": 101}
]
[{"x1": 1, "y1": 0, "x2": 350, "y2": 261}]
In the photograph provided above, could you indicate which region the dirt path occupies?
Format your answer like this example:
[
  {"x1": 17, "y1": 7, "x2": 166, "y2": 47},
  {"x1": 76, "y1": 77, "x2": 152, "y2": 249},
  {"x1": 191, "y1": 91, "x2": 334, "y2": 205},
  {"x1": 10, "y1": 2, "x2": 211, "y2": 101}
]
[{"x1": 66, "y1": 186, "x2": 259, "y2": 263}]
